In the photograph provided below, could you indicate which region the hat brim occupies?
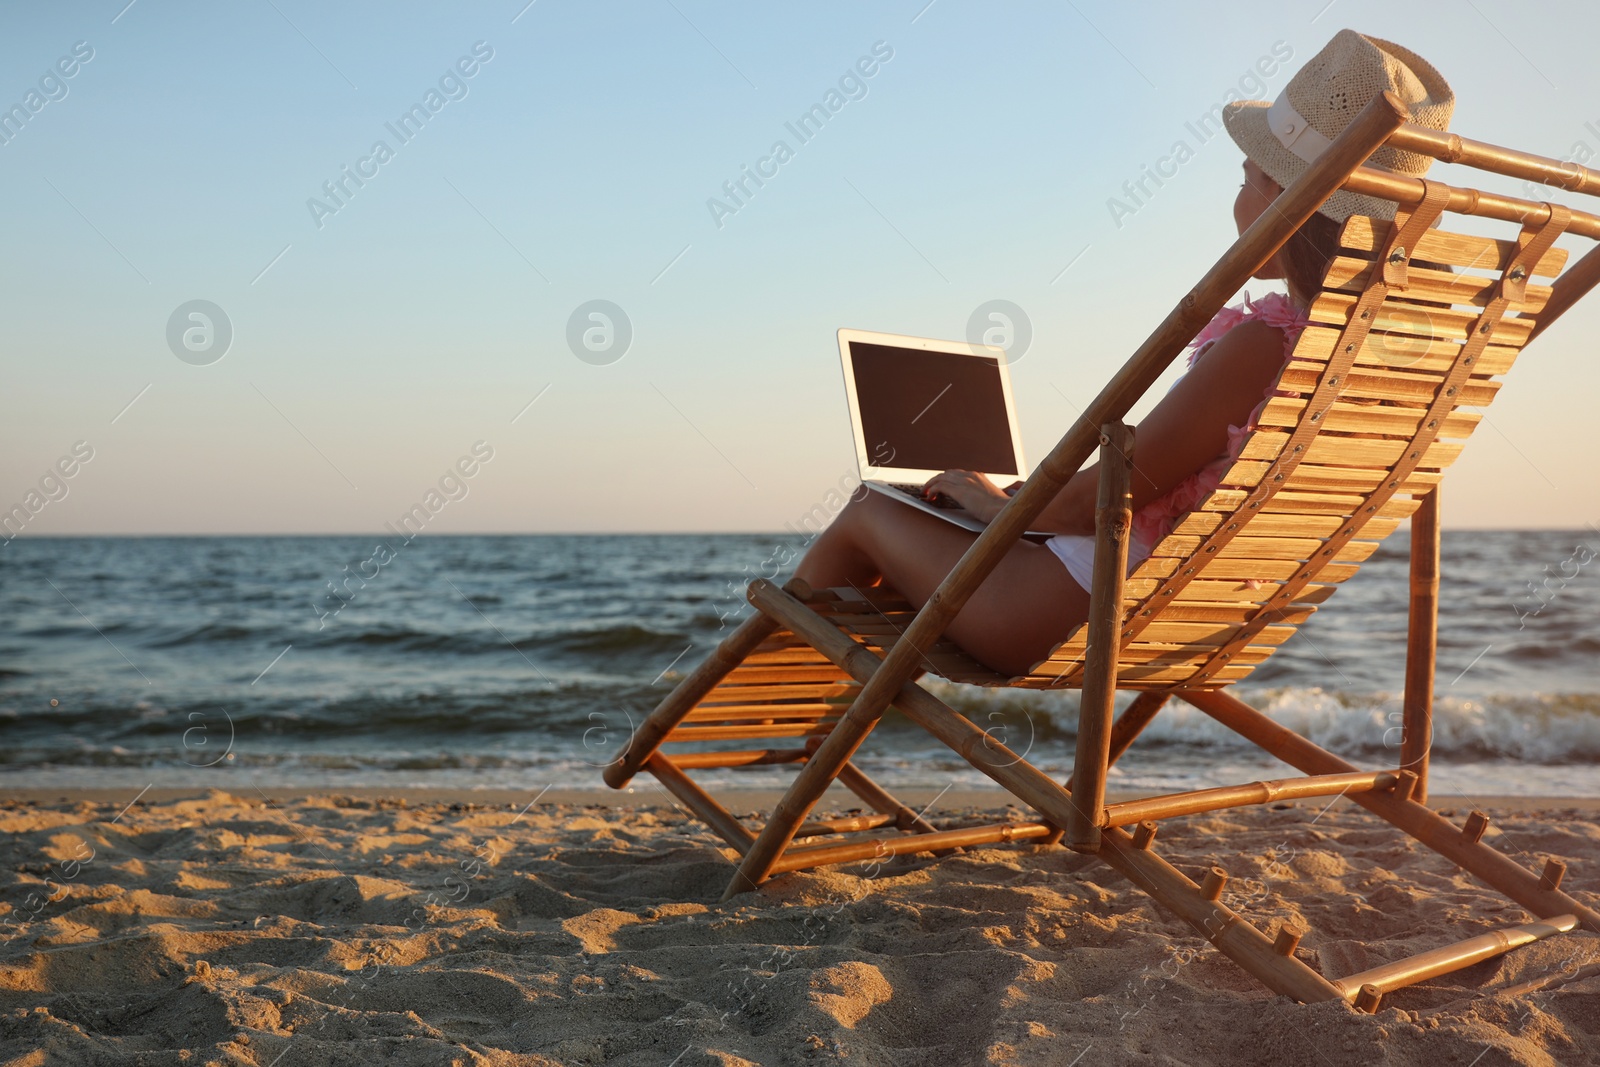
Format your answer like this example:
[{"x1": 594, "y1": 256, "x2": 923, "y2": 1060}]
[{"x1": 1222, "y1": 99, "x2": 1400, "y2": 222}]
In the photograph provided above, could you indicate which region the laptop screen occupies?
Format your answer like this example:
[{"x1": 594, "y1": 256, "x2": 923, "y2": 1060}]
[{"x1": 848, "y1": 341, "x2": 1018, "y2": 476}]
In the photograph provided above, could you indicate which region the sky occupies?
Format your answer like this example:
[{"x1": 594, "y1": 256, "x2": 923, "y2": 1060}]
[{"x1": 2, "y1": 0, "x2": 1597, "y2": 536}]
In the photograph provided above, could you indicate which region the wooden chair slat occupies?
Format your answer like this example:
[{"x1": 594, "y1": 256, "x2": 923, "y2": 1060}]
[
  {"x1": 1323, "y1": 255, "x2": 1552, "y2": 311},
  {"x1": 721, "y1": 664, "x2": 853, "y2": 681},
  {"x1": 1220, "y1": 459, "x2": 1441, "y2": 494},
  {"x1": 742, "y1": 646, "x2": 851, "y2": 662},
  {"x1": 664, "y1": 722, "x2": 834, "y2": 742},
  {"x1": 1307, "y1": 291, "x2": 1536, "y2": 346},
  {"x1": 1147, "y1": 534, "x2": 1383, "y2": 563},
  {"x1": 684, "y1": 706, "x2": 843, "y2": 723},
  {"x1": 1040, "y1": 644, "x2": 1278, "y2": 667},
  {"x1": 1279, "y1": 362, "x2": 1501, "y2": 405},
  {"x1": 751, "y1": 636, "x2": 837, "y2": 655},
  {"x1": 1339, "y1": 215, "x2": 1569, "y2": 278},
  {"x1": 1052, "y1": 619, "x2": 1299, "y2": 649},
  {"x1": 1170, "y1": 511, "x2": 1403, "y2": 542},
  {"x1": 1133, "y1": 604, "x2": 1317, "y2": 625},
  {"x1": 1122, "y1": 578, "x2": 1339, "y2": 603},
  {"x1": 1292, "y1": 325, "x2": 1521, "y2": 375},
  {"x1": 1239, "y1": 429, "x2": 1465, "y2": 470},
  {"x1": 1096, "y1": 662, "x2": 1254, "y2": 684},
  {"x1": 700, "y1": 682, "x2": 860, "y2": 702},
  {"x1": 1131, "y1": 557, "x2": 1362, "y2": 583},
  {"x1": 1255, "y1": 396, "x2": 1481, "y2": 438},
  {"x1": 1193, "y1": 488, "x2": 1418, "y2": 515}
]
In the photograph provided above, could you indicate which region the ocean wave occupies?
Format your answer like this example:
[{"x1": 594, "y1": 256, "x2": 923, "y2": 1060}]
[
  {"x1": 299, "y1": 621, "x2": 690, "y2": 659},
  {"x1": 144, "y1": 623, "x2": 259, "y2": 648},
  {"x1": 921, "y1": 683, "x2": 1600, "y2": 763},
  {"x1": 542, "y1": 624, "x2": 687, "y2": 656}
]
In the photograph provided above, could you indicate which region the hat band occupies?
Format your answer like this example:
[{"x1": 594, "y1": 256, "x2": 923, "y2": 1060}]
[{"x1": 1267, "y1": 91, "x2": 1334, "y2": 164}]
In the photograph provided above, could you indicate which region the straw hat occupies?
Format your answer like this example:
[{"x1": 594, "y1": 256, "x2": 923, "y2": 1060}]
[{"x1": 1223, "y1": 29, "x2": 1454, "y2": 221}]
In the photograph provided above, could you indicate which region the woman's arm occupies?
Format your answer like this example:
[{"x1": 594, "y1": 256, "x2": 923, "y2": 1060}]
[{"x1": 1027, "y1": 319, "x2": 1290, "y2": 534}]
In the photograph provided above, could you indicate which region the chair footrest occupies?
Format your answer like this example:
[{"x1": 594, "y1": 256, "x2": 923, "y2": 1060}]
[
  {"x1": 1333, "y1": 914, "x2": 1579, "y2": 1007},
  {"x1": 794, "y1": 813, "x2": 897, "y2": 838},
  {"x1": 665, "y1": 748, "x2": 809, "y2": 770},
  {"x1": 1102, "y1": 770, "x2": 1398, "y2": 827},
  {"x1": 769, "y1": 820, "x2": 1057, "y2": 875}
]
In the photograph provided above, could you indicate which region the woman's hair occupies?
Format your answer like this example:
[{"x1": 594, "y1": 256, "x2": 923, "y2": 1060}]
[
  {"x1": 1279, "y1": 210, "x2": 1344, "y2": 308},
  {"x1": 1277, "y1": 208, "x2": 1451, "y2": 309}
]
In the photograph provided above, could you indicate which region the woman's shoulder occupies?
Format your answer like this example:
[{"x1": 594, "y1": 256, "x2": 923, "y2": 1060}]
[
  {"x1": 1191, "y1": 318, "x2": 1288, "y2": 378},
  {"x1": 1188, "y1": 291, "x2": 1308, "y2": 366},
  {"x1": 1243, "y1": 290, "x2": 1310, "y2": 331}
]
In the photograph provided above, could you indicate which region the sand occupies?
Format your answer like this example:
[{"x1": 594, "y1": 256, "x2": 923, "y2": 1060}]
[{"x1": 3, "y1": 788, "x2": 1600, "y2": 1066}]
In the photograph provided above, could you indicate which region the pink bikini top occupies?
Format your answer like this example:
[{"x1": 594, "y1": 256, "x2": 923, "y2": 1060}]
[{"x1": 1130, "y1": 291, "x2": 1310, "y2": 554}]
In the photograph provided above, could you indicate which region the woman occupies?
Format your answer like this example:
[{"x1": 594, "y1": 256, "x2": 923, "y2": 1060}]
[{"x1": 793, "y1": 30, "x2": 1454, "y2": 676}]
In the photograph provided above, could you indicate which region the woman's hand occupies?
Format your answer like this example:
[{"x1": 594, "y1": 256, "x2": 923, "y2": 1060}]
[{"x1": 921, "y1": 470, "x2": 1011, "y2": 524}]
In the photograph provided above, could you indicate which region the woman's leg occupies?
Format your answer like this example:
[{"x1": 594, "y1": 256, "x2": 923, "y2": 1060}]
[{"x1": 794, "y1": 492, "x2": 1092, "y2": 676}]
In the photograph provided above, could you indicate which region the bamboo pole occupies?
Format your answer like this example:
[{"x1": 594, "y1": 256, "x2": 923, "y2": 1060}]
[
  {"x1": 723, "y1": 92, "x2": 1414, "y2": 898},
  {"x1": 665, "y1": 724, "x2": 838, "y2": 744},
  {"x1": 1105, "y1": 692, "x2": 1171, "y2": 776},
  {"x1": 1181, "y1": 689, "x2": 1600, "y2": 930},
  {"x1": 1102, "y1": 771, "x2": 1396, "y2": 827},
  {"x1": 836, "y1": 762, "x2": 942, "y2": 835},
  {"x1": 794, "y1": 812, "x2": 897, "y2": 838},
  {"x1": 1332, "y1": 915, "x2": 1578, "y2": 1001},
  {"x1": 1340, "y1": 167, "x2": 1600, "y2": 240},
  {"x1": 1402, "y1": 486, "x2": 1440, "y2": 802},
  {"x1": 645, "y1": 755, "x2": 756, "y2": 852},
  {"x1": 769, "y1": 821, "x2": 1057, "y2": 874},
  {"x1": 1385, "y1": 122, "x2": 1600, "y2": 197},
  {"x1": 666, "y1": 748, "x2": 808, "y2": 770},
  {"x1": 1064, "y1": 691, "x2": 1171, "y2": 793},
  {"x1": 1067, "y1": 424, "x2": 1134, "y2": 852},
  {"x1": 605, "y1": 607, "x2": 781, "y2": 788},
  {"x1": 1529, "y1": 241, "x2": 1600, "y2": 344},
  {"x1": 1095, "y1": 824, "x2": 1348, "y2": 1002}
]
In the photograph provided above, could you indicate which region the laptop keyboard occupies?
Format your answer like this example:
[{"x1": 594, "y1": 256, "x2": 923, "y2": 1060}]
[{"x1": 884, "y1": 482, "x2": 964, "y2": 510}]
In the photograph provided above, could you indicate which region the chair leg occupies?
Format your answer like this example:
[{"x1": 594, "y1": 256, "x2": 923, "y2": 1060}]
[
  {"x1": 1067, "y1": 423, "x2": 1135, "y2": 852},
  {"x1": 1402, "y1": 486, "x2": 1440, "y2": 802},
  {"x1": 604, "y1": 599, "x2": 781, "y2": 789},
  {"x1": 836, "y1": 762, "x2": 941, "y2": 834},
  {"x1": 645, "y1": 754, "x2": 757, "y2": 852},
  {"x1": 721, "y1": 581, "x2": 910, "y2": 899}
]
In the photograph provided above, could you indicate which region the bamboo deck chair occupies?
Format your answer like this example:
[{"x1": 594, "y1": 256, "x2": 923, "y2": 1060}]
[{"x1": 605, "y1": 92, "x2": 1600, "y2": 1008}]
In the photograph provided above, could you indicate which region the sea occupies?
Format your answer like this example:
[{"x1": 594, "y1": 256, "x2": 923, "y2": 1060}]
[{"x1": 2, "y1": 531, "x2": 1598, "y2": 799}]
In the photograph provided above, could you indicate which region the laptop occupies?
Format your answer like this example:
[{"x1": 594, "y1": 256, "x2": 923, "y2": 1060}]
[{"x1": 836, "y1": 328, "x2": 1054, "y2": 541}]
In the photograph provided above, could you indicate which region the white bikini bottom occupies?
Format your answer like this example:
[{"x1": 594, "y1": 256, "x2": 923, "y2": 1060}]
[{"x1": 1044, "y1": 532, "x2": 1154, "y2": 593}]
